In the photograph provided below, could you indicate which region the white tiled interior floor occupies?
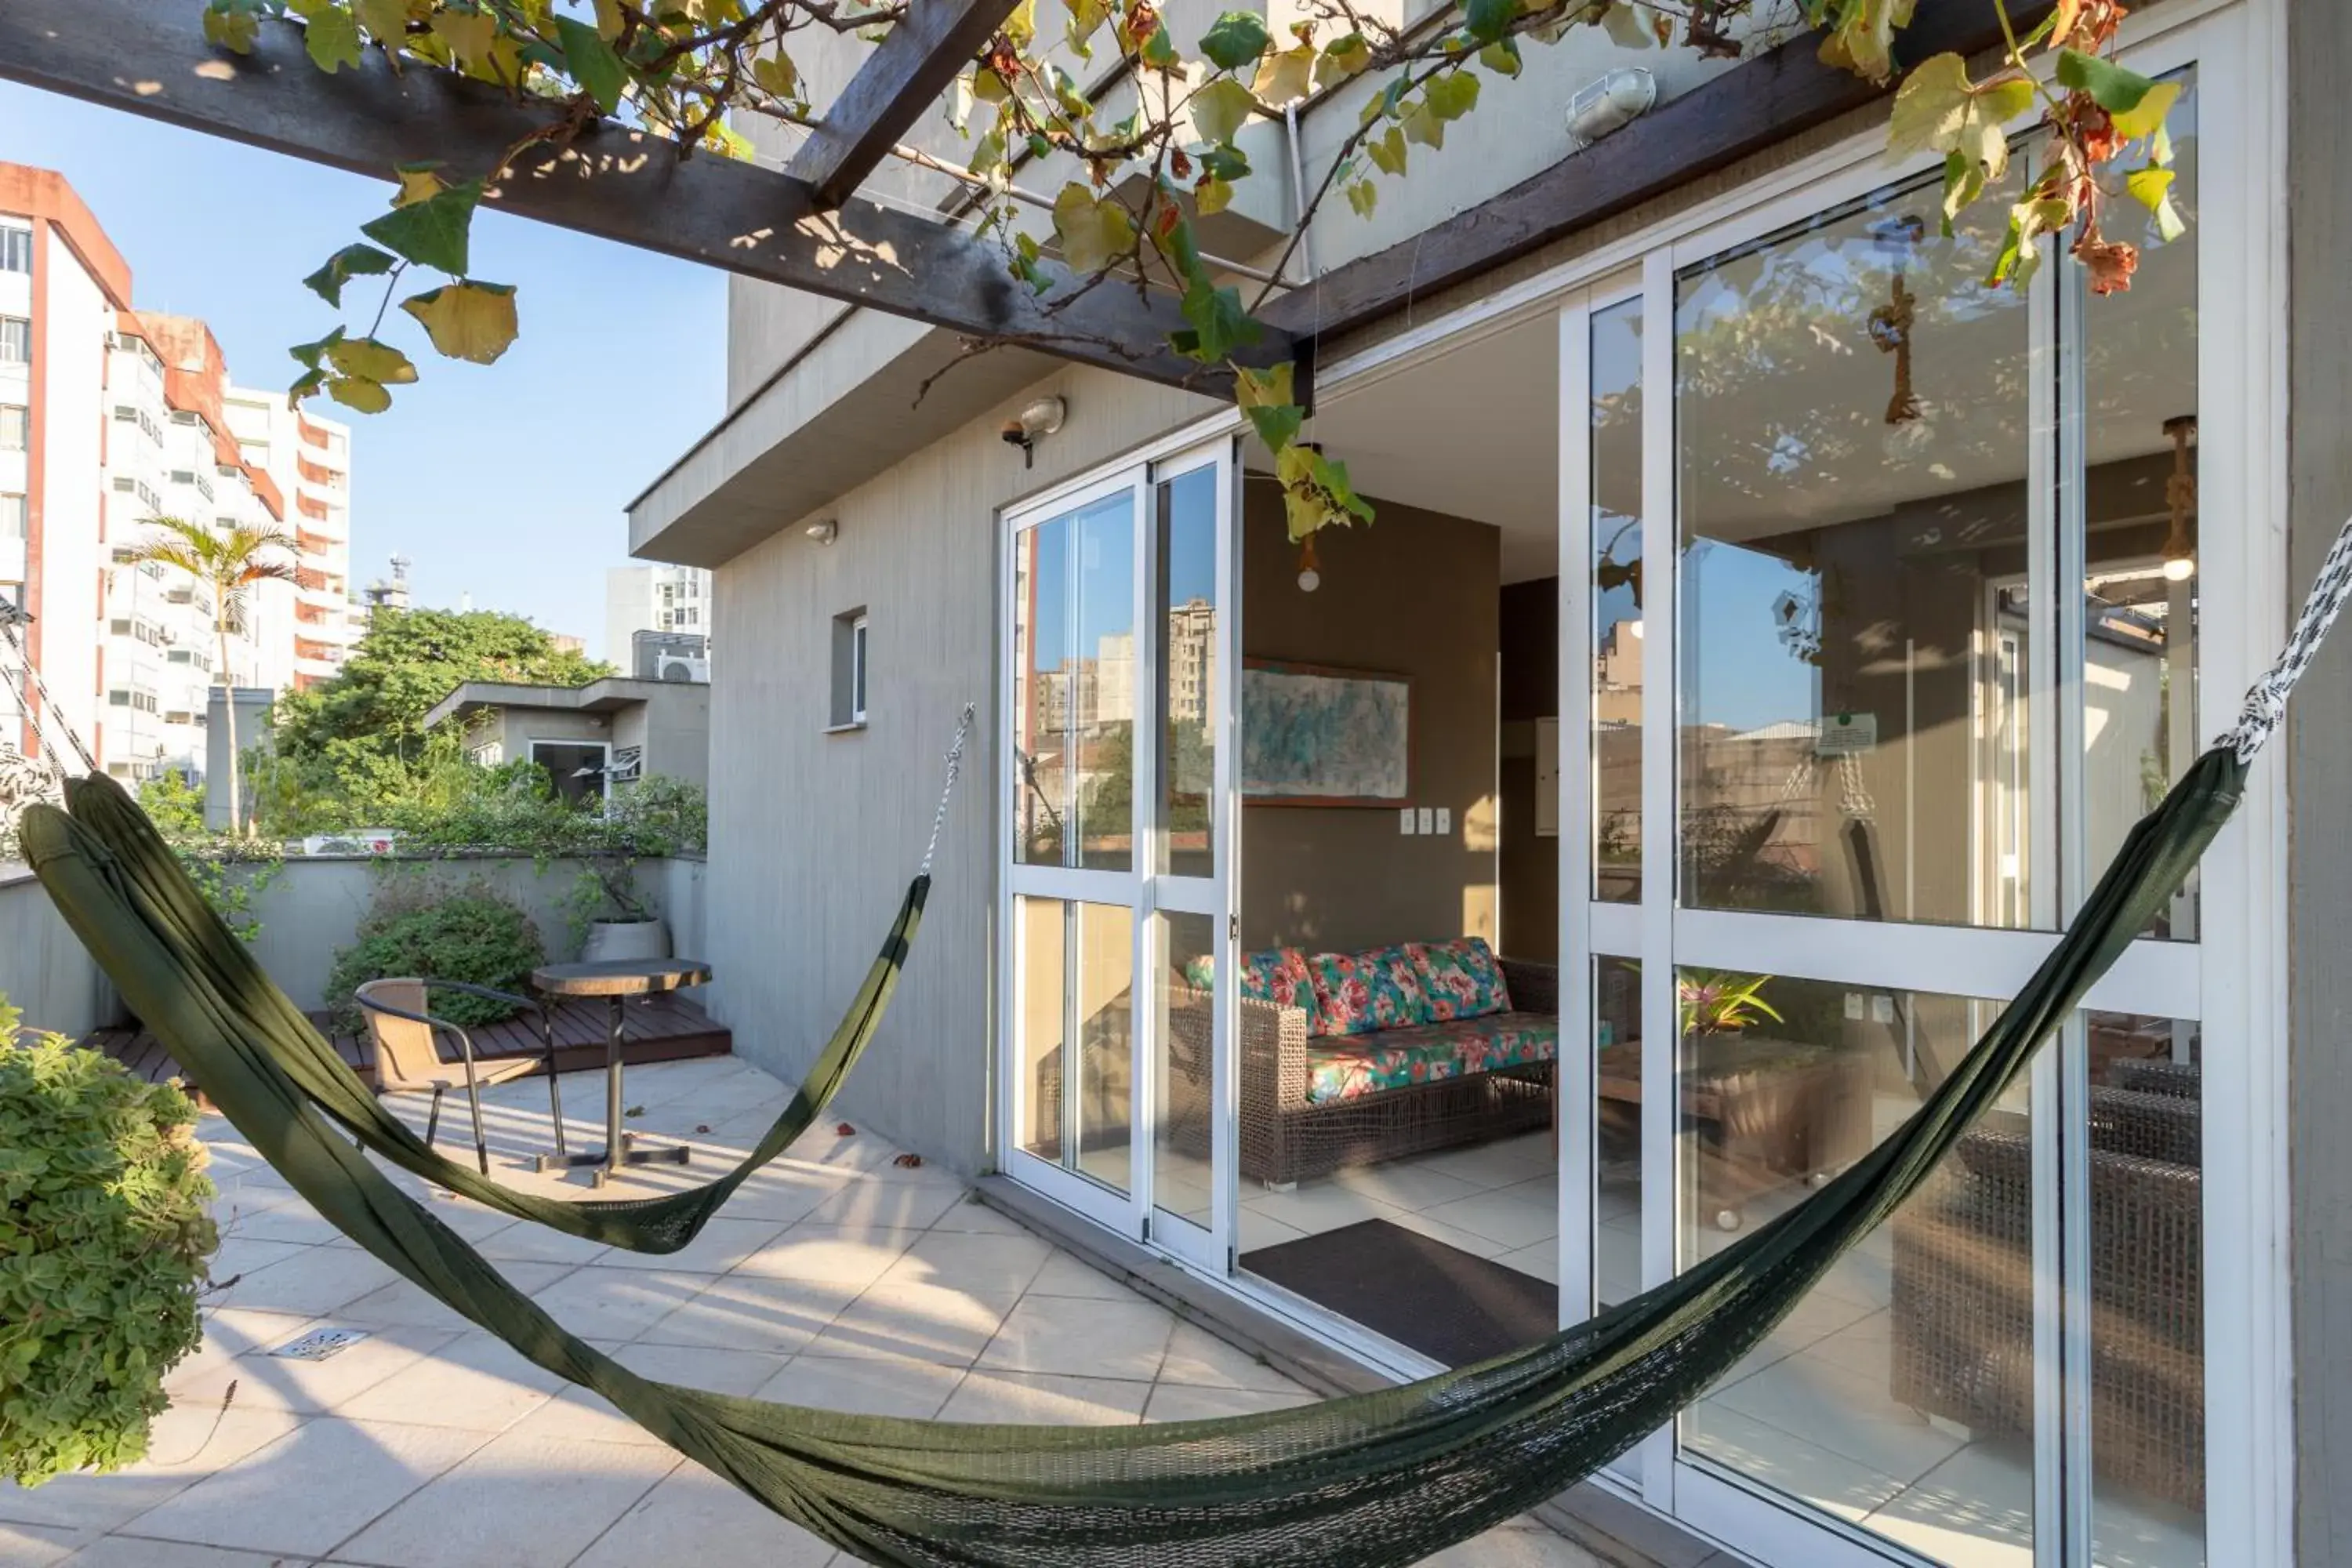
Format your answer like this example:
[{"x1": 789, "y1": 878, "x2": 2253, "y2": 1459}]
[
  {"x1": 1222, "y1": 1112, "x2": 2204, "y2": 1568},
  {"x1": 1, "y1": 1058, "x2": 1608, "y2": 1568}
]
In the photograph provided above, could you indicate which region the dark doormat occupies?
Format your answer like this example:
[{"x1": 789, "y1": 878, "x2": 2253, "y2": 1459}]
[{"x1": 1241, "y1": 1218, "x2": 1559, "y2": 1367}]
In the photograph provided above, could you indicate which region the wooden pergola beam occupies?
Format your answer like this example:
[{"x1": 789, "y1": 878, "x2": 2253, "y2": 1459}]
[
  {"x1": 1261, "y1": 2, "x2": 2056, "y2": 347},
  {"x1": 0, "y1": 0, "x2": 1278, "y2": 394},
  {"x1": 786, "y1": 0, "x2": 1019, "y2": 210}
]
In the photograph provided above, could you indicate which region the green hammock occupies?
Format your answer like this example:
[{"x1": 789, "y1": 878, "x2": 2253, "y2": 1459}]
[{"x1": 26, "y1": 509, "x2": 2347, "y2": 1564}]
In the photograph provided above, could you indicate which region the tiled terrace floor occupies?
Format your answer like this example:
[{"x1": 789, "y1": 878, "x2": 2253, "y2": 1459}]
[{"x1": 1, "y1": 1057, "x2": 1604, "y2": 1568}]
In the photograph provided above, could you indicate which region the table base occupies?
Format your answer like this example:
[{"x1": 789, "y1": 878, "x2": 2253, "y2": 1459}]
[{"x1": 535, "y1": 1137, "x2": 691, "y2": 1188}]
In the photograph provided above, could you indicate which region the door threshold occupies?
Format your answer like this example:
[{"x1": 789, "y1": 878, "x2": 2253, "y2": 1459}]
[{"x1": 975, "y1": 1174, "x2": 1749, "y2": 1568}]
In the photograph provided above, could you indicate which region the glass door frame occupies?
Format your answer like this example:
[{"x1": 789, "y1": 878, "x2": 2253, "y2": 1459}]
[
  {"x1": 1554, "y1": 5, "x2": 2284, "y2": 1563},
  {"x1": 994, "y1": 432, "x2": 1243, "y2": 1276}
]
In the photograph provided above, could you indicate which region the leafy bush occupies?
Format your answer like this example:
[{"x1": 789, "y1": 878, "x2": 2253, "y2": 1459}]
[
  {"x1": 325, "y1": 878, "x2": 546, "y2": 1035},
  {"x1": 0, "y1": 993, "x2": 218, "y2": 1488}
]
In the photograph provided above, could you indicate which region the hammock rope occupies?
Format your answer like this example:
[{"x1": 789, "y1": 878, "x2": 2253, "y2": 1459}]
[{"x1": 23, "y1": 520, "x2": 2352, "y2": 1566}]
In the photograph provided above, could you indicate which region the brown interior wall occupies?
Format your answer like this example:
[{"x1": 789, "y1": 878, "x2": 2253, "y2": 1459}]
[
  {"x1": 1499, "y1": 579, "x2": 1561, "y2": 964},
  {"x1": 1240, "y1": 484, "x2": 1499, "y2": 956}
]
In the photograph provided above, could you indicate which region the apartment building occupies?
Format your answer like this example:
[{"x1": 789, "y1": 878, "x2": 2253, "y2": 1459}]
[
  {"x1": 604, "y1": 561, "x2": 710, "y2": 662},
  {"x1": 0, "y1": 162, "x2": 347, "y2": 783},
  {"x1": 223, "y1": 384, "x2": 355, "y2": 691}
]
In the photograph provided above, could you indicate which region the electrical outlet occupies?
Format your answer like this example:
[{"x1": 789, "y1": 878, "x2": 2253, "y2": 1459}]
[
  {"x1": 1418, "y1": 807, "x2": 1436, "y2": 835},
  {"x1": 1435, "y1": 807, "x2": 1452, "y2": 835},
  {"x1": 1400, "y1": 808, "x2": 1417, "y2": 835}
]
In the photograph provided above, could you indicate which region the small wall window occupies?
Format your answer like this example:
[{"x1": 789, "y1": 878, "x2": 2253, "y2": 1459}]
[
  {"x1": 829, "y1": 608, "x2": 869, "y2": 730},
  {"x1": 531, "y1": 740, "x2": 610, "y2": 806},
  {"x1": 0, "y1": 318, "x2": 28, "y2": 365},
  {"x1": 0, "y1": 227, "x2": 31, "y2": 274},
  {"x1": 0, "y1": 405, "x2": 26, "y2": 451},
  {"x1": 0, "y1": 494, "x2": 24, "y2": 540}
]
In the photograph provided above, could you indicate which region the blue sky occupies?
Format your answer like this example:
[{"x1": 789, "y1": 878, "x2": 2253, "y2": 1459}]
[{"x1": 0, "y1": 80, "x2": 728, "y2": 661}]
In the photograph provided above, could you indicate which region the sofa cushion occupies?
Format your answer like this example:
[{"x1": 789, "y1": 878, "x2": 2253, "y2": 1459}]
[
  {"x1": 1305, "y1": 1014, "x2": 1559, "y2": 1104},
  {"x1": 1406, "y1": 936, "x2": 1513, "y2": 1022},
  {"x1": 1216, "y1": 948, "x2": 1312, "y2": 1012},
  {"x1": 1304, "y1": 946, "x2": 1429, "y2": 1037}
]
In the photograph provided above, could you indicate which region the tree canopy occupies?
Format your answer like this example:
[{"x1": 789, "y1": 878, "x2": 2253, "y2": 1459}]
[
  {"x1": 270, "y1": 606, "x2": 611, "y2": 796},
  {"x1": 194, "y1": 0, "x2": 2174, "y2": 539}
]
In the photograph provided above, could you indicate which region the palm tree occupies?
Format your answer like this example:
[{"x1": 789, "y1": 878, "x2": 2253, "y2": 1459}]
[{"x1": 125, "y1": 517, "x2": 298, "y2": 835}]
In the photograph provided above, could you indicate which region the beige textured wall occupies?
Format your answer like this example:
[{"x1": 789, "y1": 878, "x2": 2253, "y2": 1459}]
[{"x1": 704, "y1": 361, "x2": 1210, "y2": 1174}]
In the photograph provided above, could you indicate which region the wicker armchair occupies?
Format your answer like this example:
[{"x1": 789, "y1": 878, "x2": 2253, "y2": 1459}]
[
  {"x1": 1890, "y1": 1068, "x2": 2203, "y2": 1511},
  {"x1": 1234, "y1": 958, "x2": 1559, "y2": 1188}
]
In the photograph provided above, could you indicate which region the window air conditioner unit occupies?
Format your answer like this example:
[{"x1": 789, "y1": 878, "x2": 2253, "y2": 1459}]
[{"x1": 656, "y1": 653, "x2": 710, "y2": 683}]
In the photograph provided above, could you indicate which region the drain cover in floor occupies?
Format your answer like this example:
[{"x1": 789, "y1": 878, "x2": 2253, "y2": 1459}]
[{"x1": 270, "y1": 1327, "x2": 370, "y2": 1361}]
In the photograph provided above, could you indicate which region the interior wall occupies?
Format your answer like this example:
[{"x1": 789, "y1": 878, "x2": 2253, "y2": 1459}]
[
  {"x1": 1499, "y1": 578, "x2": 1560, "y2": 964},
  {"x1": 1240, "y1": 484, "x2": 1498, "y2": 956}
]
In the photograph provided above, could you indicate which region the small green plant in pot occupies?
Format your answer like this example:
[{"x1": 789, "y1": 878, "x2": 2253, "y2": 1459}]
[
  {"x1": 0, "y1": 993, "x2": 219, "y2": 1487},
  {"x1": 325, "y1": 877, "x2": 546, "y2": 1034}
]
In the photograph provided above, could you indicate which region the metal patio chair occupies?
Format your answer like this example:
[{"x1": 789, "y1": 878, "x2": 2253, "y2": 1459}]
[{"x1": 355, "y1": 977, "x2": 568, "y2": 1174}]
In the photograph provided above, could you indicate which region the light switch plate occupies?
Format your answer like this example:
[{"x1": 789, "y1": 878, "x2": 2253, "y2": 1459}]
[
  {"x1": 1400, "y1": 808, "x2": 1417, "y2": 835},
  {"x1": 1843, "y1": 992, "x2": 1865, "y2": 1021},
  {"x1": 1435, "y1": 807, "x2": 1452, "y2": 835},
  {"x1": 1871, "y1": 994, "x2": 1897, "y2": 1024},
  {"x1": 1417, "y1": 807, "x2": 1436, "y2": 835}
]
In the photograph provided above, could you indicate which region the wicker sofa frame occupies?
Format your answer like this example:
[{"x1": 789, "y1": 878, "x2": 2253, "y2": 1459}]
[
  {"x1": 1889, "y1": 1062, "x2": 2203, "y2": 1511},
  {"x1": 1027, "y1": 958, "x2": 1559, "y2": 1189}
]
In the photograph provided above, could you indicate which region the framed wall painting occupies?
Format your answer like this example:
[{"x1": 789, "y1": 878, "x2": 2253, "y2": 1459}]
[{"x1": 1240, "y1": 659, "x2": 1413, "y2": 807}]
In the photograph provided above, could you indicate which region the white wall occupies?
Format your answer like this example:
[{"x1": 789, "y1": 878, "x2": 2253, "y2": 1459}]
[
  {"x1": 36, "y1": 224, "x2": 105, "y2": 775},
  {"x1": 0, "y1": 867, "x2": 122, "y2": 1036}
]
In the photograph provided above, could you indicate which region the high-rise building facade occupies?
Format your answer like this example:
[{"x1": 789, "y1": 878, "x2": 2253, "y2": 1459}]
[
  {"x1": 223, "y1": 383, "x2": 354, "y2": 691},
  {"x1": 606, "y1": 562, "x2": 710, "y2": 664},
  {"x1": 0, "y1": 162, "x2": 354, "y2": 782}
]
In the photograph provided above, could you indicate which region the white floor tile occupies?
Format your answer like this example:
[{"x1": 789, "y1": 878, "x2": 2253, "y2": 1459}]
[
  {"x1": 1682, "y1": 1399, "x2": 1910, "y2": 1524},
  {"x1": 511, "y1": 1343, "x2": 789, "y2": 1446},
  {"x1": 938, "y1": 1370, "x2": 1152, "y2": 1425},
  {"x1": 878, "y1": 1229, "x2": 1054, "y2": 1295},
  {"x1": 0, "y1": 1406, "x2": 305, "y2": 1534},
  {"x1": 56, "y1": 1541, "x2": 296, "y2": 1568},
  {"x1": 165, "y1": 1322, "x2": 461, "y2": 1417},
  {"x1": 205, "y1": 1245, "x2": 407, "y2": 1318},
  {"x1": 1155, "y1": 1323, "x2": 1305, "y2": 1394},
  {"x1": 524, "y1": 1266, "x2": 710, "y2": 1342},
  {"x1": 340, "y1": 1259, "x2": 579, "y2": 1333},
  {"x1": 336, "y1": 1332, "x2": 578, "y2": 1432},
  {"x1": 1025, "y1": 1250, "x2": 1134, "y2": 1301},
  {"x1": 732, "y1": 1223, "x2": 923, "y2": 1288},
  {"x1": 1142, "y1": 1382, "x2": 1315, "y2": 1422},
  {"x1": 634, "y1": 1272, "x2": 865, "y2": 1356},
  {"x1": 119, "y1": 1417, "x2": 485, "y2": 1556},
  {"x1": 332, "y1": 1431, "x2": 679, "y2": 1568},
  {"x1": 803, "y1": 1282, "x2": 1022, "y2": 1367},
  {"x1": 753, "y1": 1352, "x2": 963, "y2": 1418},
  {"x1": 0, "y1": 1519, "x2": 82, "y2": 1565},
  {"x1": 571, "y1": 1462, "x2": 837, "y2": 1567},
  {"x1": 978, "y1": 1294, "x2": 1176, "y2": 1381},
  {"x1": 589, "y1": 1216, "x2": 789, "y2": 1276}
]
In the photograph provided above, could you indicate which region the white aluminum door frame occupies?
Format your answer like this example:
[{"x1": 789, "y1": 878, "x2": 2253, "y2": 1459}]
[{"x1": 1549, "y1": 5, "x2": 2281, "y2": 1560}]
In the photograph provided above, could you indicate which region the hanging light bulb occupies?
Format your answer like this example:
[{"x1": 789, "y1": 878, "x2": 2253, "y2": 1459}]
[
  {"x1": 2161, "y1": 414, "x2": 2198, "y2": 583},
  {"x1": 1297, "y1": 531, "x2": 1322, "y2": 593}
]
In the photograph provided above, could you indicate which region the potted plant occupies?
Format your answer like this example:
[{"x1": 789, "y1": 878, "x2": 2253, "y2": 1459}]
[{"x1": 569, "y1": 852, "x2": 670, "y2": 963}]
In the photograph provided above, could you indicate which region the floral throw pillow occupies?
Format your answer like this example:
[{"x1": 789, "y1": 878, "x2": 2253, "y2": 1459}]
[
  {"x1": 1408, "y1": 936, "x2": 1513, "y2": 1022},
  {"x1": 1304, "y1": 946, "x2": 1429, "y2": 1036},
  {"x1": 1234, "y1": 949, "x2": 1315, "y2": 1013}
]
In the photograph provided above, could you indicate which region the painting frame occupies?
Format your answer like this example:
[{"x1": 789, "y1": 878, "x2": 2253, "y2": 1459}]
[{"x1": 1240, "y1": 659, "x2": 1414, "y2": 808}]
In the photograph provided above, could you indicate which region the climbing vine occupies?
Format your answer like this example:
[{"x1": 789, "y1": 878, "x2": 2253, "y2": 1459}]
[{"x1": 200, "y1": 0, "x2": 2183, "y2": 539}]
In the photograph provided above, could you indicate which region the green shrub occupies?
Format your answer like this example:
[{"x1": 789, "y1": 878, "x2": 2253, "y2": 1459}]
[
  {"x1": 325, "y1": 877, "x2": 545, "y2": 1035},
  {"x1": 0, "y1": 994, "x2": 218, "y2": 1488}
]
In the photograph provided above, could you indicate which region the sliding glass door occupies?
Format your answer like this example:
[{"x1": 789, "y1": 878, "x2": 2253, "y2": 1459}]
[
  {"x1": 1000, "y1": 437, "x2": 1238, "y2": 1272},
  {"x1": 1559, "y1": 10, "x2": 2269, "y2": 1564}
]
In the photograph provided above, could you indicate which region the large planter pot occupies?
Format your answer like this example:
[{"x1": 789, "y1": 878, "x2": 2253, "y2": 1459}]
[{"x1": 581, "y1": 917, "x2": 671, "y2": 964}]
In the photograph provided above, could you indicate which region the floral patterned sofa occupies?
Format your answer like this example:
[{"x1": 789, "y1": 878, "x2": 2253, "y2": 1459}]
[{"x1": 1192, "y1": 938, "x2": 1559, "y2": 1188}]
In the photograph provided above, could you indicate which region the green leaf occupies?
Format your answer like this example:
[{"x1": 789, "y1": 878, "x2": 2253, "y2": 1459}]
[
  {"x1": 1345, "y1": 178, "x2": 1377, "y2": 218},
  {"x1": 1316, "y1": 34, "x2": 1371, "y2": 91},
  {"x1": 1051, "y1": 183, "x2": 1136, "y2": 274},
  {"x1": 353, "y1": 0, "x2": 408, "y2": 44},
  {"x1": 289, "y1": 326, "x2": 347, "y2": 371},
  {"x1": 752, "y1": 52, "x2": 799, "y2": 100},
  {"x1": 554, "y1": 16, "x2": 626, "y2": 114},
  {"x1": 2125, "y1": 165, "x2": 2187, "y2": 243},
  {"x1": 1176, "y1": 275, "x2": 1259, "y2": 362},
  {"x1": 287, "y1": 366, "x2": 330, "y2": 406},
  {"x1": 2053, "y1": 50, "x2": 2176, "y2": 136},
  {"x1": 302, "y1": 242, "x2": 398, "y2": 307},
  {"x1": 392, "y1": 163, "x2": 448, "y2": 208},
  {"x1": 1191, "y1": 77, "x2": 1256, "y2": 146},
  {"x1": 326, "y1": 375, "x2": 393, "y2": 414},
  {"x1": 1366, "y1": 125, "x2": 1407, "y2": 176},
  {"x1": 1063, "y1": 0, "x2": 1111, "y2": 53},
  {"x1": 1989, "y1": 194, "x2": 2072, "y2": 288},
  {"x1": 1886, "y1": 54, "x2": 2034, "y2": 226},
  {"x1": 1200, "y1": 145, "x2": 1250, "y2": 182},
  {"x1": 361, "y1": 178, "x2": 483, "y2": 274},
  {"x1": 302, "y1": 3, "x2": 365, "y2": 71},
  {"x1": 204, "y1": 6, "x2": 262, "y2": 52},
  {"x1": 324, "y1": 336, "x2": 418, "y2": 386},
  {"x1": 1254, "y1": 43, "x2": 1313, "y2": 108},
  {"x1": 1197, "y1": 10, "x2": 1271, "y2": 72},
  {"x1": 400, "y1": 282, "x2": 520, "y2": 365},
  {"x1": 1598, "y1": 1, "x2": 1657, "y2": 50},
  {"x1": 1479, "y1": 38, "x2": 1523, "y2": 78},
  {"x1": 1425, "y1": 71, "x2": 1480, "y2": 122},
  {"x1": 1465, "y1": 0, "x2": 1516, "y2": 44},
  {"x1": 1195, "y1": 175, "x2": 1235, "y2": 216}
]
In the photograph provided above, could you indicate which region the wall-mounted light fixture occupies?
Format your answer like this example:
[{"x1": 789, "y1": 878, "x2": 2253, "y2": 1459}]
[
  {"x1": 805, "y1": 518, "x2": 839, "y2": 546},
  {"x1": 1001, "y1": 396, "x2": 1068, "y2": 469},
  {"x1": 1566, "y1": 67, "x2": 1657, "y2": 147}
]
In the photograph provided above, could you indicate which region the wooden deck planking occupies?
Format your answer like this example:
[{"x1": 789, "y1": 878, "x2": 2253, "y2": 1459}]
[{"x1": 86, "y1": 992, "x2": 731, "y2": 1104}]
